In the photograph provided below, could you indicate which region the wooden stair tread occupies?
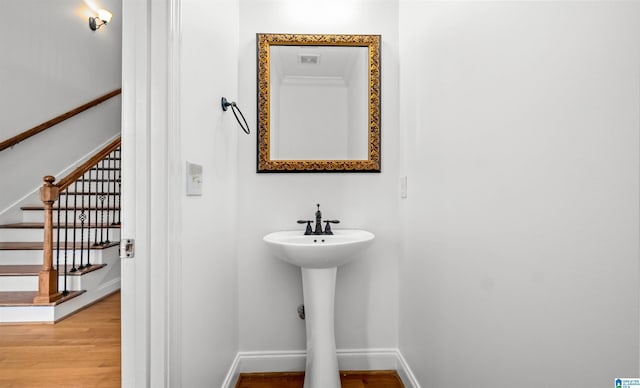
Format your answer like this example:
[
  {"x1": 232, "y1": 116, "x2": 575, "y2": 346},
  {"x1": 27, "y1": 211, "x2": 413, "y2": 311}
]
[
  {"x1": 0, "y1": 290, "x2": 84, "y2": 306},
  {"x1": 0, "y1": 263, "x2": 106, "y2": 276},
  {"x1": 0, "y1": 222, "x2": 121, "y2": 229},
  {"x1": 0, "y1": 241, "x2": 118, "y2": 250}
]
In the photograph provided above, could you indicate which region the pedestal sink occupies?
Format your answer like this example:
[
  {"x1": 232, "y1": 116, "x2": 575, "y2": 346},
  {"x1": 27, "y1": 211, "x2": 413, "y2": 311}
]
[{"x1": 263, "y1": 229, "x2": 375, "y2": 388}]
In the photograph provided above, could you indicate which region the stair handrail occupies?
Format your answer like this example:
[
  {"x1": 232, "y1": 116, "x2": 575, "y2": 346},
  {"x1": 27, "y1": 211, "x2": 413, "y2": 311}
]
[
  {"x1": 35, "y1": 136, "x2": 121, "y2": 304},
  {"x1": 56, "y1": 137, "x2": 121, "y2": 191},
  {"x1": 0, "y1": 89, "x2": 121, "y2": 153}
]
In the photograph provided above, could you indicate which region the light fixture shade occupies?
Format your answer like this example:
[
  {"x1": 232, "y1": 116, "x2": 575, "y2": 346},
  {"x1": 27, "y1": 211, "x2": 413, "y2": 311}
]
[{"x1": 97, "y1": 9, "x2": 112, "y2": 24}]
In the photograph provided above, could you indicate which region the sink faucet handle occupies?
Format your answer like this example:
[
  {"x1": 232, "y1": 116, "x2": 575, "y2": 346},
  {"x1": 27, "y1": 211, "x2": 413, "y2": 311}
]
[
  {"x1": 323, "y1": 219, "x2": 340, "y2": 235},
  {"x1": 297, "y1": 220, "x2": 313, "y2": 235}
]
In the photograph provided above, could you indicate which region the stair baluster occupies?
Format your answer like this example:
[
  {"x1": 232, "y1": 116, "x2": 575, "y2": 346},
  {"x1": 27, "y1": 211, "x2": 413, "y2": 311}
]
[
  {"x1": 114, "y1": 148, "x2": 121, "y2": 226},
  {"x1": 105, "y1": 153, "x2": 112, "y2": 243},
  {"x1": 78, "y1": 175, "x2": 87, "y2": 270},
  {"x1": 98, "y1": 159, "x2": 106, "y2": 245},
  {"x1": 63, "y1": 179, "x2": 71, "y2": 287},
  {"x1": 84, "y1": 169, "x2": 93, "y2": 268},
  {"x1": 69, "y1": 182, "x2": 78, "y2": 273}
]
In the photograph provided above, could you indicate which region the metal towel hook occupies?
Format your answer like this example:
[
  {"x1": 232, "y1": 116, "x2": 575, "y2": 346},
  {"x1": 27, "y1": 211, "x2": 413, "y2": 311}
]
[{"x1": 221, "y1": 97, "x2": 250, "y2": 135}]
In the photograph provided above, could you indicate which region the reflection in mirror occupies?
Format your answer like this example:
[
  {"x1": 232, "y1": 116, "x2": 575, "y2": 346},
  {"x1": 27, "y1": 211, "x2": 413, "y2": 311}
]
[
  {"x1": 270, "y1": 45, "x2": 368, "y2": 160},
  {"x1": 257, "y1": 34, "x2": 381, "y2": 172}
]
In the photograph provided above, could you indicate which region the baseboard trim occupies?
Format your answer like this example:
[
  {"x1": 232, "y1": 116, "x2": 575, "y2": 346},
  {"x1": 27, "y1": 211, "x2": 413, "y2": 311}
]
[
  {"x1": 221, "y1": 352, "x2": 241, "y2": 388},
  {"x1": 395, "y1": 350, "x2": 421, "y2": 388},
  {"x1": 222, "y1": 348, "x2": 420, "y2": 388}
]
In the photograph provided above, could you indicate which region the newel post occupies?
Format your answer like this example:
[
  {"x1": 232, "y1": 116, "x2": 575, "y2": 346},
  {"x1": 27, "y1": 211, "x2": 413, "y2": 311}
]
[{"x1": 33, "y1": 175, "x2": 62, "y2": 304}]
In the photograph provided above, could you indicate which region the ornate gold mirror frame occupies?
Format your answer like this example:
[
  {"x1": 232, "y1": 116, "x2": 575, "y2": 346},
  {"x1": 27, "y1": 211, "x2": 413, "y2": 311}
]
[{"x1": 257, "y1": 33, "x2": 381, "y2": 172}]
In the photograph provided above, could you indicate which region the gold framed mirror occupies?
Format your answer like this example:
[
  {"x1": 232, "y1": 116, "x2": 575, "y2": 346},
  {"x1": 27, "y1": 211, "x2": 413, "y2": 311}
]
[{"x1": 257, "y1": 33, "x2": 381, "y2": 172}]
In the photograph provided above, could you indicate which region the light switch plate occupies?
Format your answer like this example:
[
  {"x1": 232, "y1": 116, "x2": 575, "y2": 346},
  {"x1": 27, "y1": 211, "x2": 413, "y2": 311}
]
[
  {"x1": 186, "y1": 162, "x2": 203, "y2": 196},
  {"x1": 400, "y1": 176, "x2": 407, "y2": 198}
]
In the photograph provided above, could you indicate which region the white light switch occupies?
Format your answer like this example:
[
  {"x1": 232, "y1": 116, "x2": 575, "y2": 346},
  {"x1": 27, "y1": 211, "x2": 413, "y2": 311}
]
[
  {"x1": 186, "y1": 162, "x2": 203, "y2": 196},
  {"x1": 400, "y1": 176, "x2": 408, "y2": 198}
]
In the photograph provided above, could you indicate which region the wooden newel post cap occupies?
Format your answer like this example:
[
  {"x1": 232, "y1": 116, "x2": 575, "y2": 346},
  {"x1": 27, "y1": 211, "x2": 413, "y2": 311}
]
[{"x1": 41, "y1": 175, "x2": 59, "y2": 202}]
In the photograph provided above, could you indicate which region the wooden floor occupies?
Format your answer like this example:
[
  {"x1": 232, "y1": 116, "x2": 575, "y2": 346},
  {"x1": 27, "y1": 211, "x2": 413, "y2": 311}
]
[
  {"x1": 236, "y1": 370, "x2": 405, "y2": 388},
  {"x1": 0, "y1": 291, "x2": 121, "y2": 388}
]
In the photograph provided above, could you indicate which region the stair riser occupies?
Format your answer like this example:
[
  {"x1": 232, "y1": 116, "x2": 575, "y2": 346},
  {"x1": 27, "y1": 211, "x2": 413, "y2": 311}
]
[
  {"x1": 0, "y1": 249, "x2": 113, "y2": 265},
  {"x1": 0, "y1": 246, "x2": 120, "y2": 323},
  {"x1": 0, "y1": 275, "x2": 83, "y2": 292},
  {"x1": 22, "y1": 209, "x2": 120, "y2": 223},
  {"x1": 0, "y1": 228, "x2": 120, "y2": 242}
]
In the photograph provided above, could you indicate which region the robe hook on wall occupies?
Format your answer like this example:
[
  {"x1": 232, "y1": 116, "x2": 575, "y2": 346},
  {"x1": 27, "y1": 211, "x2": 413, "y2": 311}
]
[{"x1": 221, "y1": 97, "x2": 250, "y2": 135}]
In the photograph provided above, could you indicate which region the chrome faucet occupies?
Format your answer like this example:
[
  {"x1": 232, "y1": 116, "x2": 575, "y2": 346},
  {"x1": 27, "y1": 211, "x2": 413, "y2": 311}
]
[{"x1": 297, "y1": 204, "x2": 339, "y2": 235}]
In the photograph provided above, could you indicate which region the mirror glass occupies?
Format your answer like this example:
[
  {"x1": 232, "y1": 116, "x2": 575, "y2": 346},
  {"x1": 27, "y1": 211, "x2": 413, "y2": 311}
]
[
  {"x1": 270, "y1": 45, "x2": 368, "y2": 160},
  {"x1": 257, "y1": 34, "x2": 381, "y2": 172}
]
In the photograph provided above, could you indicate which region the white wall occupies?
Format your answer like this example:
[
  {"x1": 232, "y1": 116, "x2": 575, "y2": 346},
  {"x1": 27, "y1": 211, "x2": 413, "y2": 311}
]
[
  {"x1": 237, "y1": 0, "x2": 400, "y2": 355},
  {"x1": 399, "y1": 2, "x2": 640, "y2": 387},
  {"x1": 178, "y1": 0, "x2": 239, "y2": 385},
  {"x1": 0, "y1": 0, "x2": 122, "y2": 219}
]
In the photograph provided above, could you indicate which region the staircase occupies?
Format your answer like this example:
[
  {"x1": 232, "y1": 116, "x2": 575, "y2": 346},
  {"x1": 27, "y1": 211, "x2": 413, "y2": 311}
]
[{"x1": 0, "y1": 138, "x2": 121, "y2": 323}]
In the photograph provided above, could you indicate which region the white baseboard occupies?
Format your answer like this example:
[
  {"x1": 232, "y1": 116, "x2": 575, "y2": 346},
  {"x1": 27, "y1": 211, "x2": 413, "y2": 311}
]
[
  {"x1": 221, "y1": 348, "x2": 420, "y2": 388},
  {"x1": 220, "y1": 352, "x2": 242, "y2": 388},
  {"x1": 395, "y1": 349, "x2": 421, "y2": 388}
]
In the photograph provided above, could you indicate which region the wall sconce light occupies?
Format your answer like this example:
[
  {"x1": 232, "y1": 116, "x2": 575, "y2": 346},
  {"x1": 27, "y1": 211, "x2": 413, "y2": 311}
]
[{"x1": 89, "y1": 9, "x2": 113, "y2": 31}]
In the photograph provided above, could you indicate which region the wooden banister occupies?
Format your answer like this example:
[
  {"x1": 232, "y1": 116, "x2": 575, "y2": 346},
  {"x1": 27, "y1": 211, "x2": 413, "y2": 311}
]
[
  {"x1": 56, "y1": 136, "x2": 121, "y2": 191},
  {"x1": 0, "y1": 89, "x2": 121, "y2": 152},
  {"x1": 33, "y1": 176, "x2": 62, "y2": 304},
  {"x1": 34, "y1": 136, "x2": 121, "y2": 304}
]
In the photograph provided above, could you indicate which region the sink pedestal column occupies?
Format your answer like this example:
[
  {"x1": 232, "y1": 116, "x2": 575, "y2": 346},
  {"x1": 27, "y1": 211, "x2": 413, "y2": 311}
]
[{"x1": 301, "y1": 267, "x2": 341, "y2": 388}]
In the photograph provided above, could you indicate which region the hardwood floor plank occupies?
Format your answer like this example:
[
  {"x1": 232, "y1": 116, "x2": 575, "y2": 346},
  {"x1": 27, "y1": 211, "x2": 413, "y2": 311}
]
[
  {"x1": 1, "y1": 293, "x2": 402, "y2": 388},
  {"x1": 236, "y1": 370, "x2": 405, "y2": 388},
  {"x1": 0, "y1": 291, "x2": 120, "y2": 387}
]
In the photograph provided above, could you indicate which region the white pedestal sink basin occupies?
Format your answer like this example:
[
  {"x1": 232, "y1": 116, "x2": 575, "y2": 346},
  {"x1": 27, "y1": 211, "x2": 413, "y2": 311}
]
[{"x1": 263, "y1": 229, "x2": 375, "y2": 388}]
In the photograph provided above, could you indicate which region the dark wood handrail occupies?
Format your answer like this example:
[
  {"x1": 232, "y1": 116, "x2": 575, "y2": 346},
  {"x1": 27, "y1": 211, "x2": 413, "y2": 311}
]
[
  {"x1": 0, "y1": 89, "x2": 121, "y2": 152},
  {"x1": 56, "y1": 136, "x2": 121, "y2": 191}
]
